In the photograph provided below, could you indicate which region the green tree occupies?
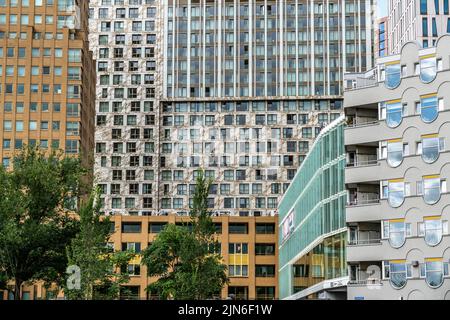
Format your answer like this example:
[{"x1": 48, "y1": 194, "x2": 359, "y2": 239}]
[
  {"x1": 0, "y1": 147, "x2": 84, "y2": 300},
  {"x1": 64, "y1": 188, "x2": 134, "y2": 300},
  {"x1": 142, "y1": 170, "x2": 228, "y2": 299}
]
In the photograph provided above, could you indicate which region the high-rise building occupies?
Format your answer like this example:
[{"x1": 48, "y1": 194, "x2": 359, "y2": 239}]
[
  {"x1": 160, "y1": 0, "x2": 373, "y2": 218},
  {"x1": 0, "y1": 0, "x2": 96, "y2": 169},
  {"x1": 278, "y1": 116, "x2": 347, "y2": 300},
  {"x1": 388, "y1": 0, "x2": 450, "y2": 54},
  {"x1": 88, "y1": 0, "x2": 374, "y2": 299},
  {"x1": 344, "y1": 35, "x2": 450, "y2": 300}
]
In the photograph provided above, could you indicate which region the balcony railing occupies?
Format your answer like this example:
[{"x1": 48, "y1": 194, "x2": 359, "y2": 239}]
[
  {"x1": 348, "y1": 238, "x2": 381, "y2": 246},
  {"x1": 346, "y1": 119, "x2": 379, "y2": 128},
  {"x1": 348, "y1": 279, "x2": 382, "y2": 286},
  {"x1": 347, "y1": 197, "x2": 380, "y2": 206},
  {"x1": 346, "y1": 158, "x2": 378, "y2": 168}
]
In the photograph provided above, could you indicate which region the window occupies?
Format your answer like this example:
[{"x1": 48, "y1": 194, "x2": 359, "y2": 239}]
[
  {"x1": 255, "y1": 265, "x2": 275, "y2": 277},
  {"x1": 418, "y1": 217, "x2": 448, "y2": 246},
  {"x1": 121, "y1": 242, "x2": 141, "y2": 253},
  {"x1": 384, "y1": 63, "x2": 401, "y2": 89},
  {"x1": 228, "y1": 243, "x2": 249, "y2": 277},
  {"x1": 418, "y1": 135, "x2": 444, "y2": 163},
  {"x1": 255, "y1": 244, "x2": 275, "y2": 255},
  {"x1": 228, "y1": 223, "x2": 248, "y2": 234},
  {"x1": 420, "y1": 56, "x2": 437, "y2": 83},
  {"x1": 417, "y1": 176, "x2": 445, "y2": 205},
  {"x1": 256, "y1": 223, "x2": 275, "y2": 234},
  {"x1": 380, "y1": 100, "x2": 403, "y2": 128},
  {"x1": 384, "y1": 261, "x2": 412, "y2": 289},
  {"x1": 149, "y1": 223, "x2": 167, "y2": 233},
  {"x1": 420, "y1": 259, "x2": 448, "y2": 288},
  {"x1": 383, "y1": 179, "x2": 407, "y2": 208},
  {"x1": 121, "y1": 222, "x2": 142, "y2": 233},
  {"x1": 382, "y1": 220, "x2": 411, "y2": 248},
  {"x1": 384, "y1": 140, "x2": 406, "y2": 167},
  {"x1": 419, "y1": 95, "x2": 439, "y2": 123},
  {"x1": 420, "y1": 0, "x2": 428, "y2": 14}
]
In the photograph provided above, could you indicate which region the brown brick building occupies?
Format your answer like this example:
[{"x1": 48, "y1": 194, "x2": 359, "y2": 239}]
[
  {"x1": 0, "y1": 0, "x2": 95, "y2": 168},
  {"x1": 0, "y1": 214, "x2": 278, "y2": 300}
]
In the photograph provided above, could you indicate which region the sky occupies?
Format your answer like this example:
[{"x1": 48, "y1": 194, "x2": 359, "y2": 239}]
[{"x1": 378, "y1": 0, "x2": 388, "y2": 17}]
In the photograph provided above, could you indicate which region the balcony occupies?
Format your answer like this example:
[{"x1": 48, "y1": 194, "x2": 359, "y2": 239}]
[
  {"x1": 348, "y1": 262, "x2": 382, "y2": 287},
  {"x1": 348, "y1": 225, "x2": 381, "y2": 246},
  {"x1": 346, "y1": 143, "x2": 379, "y2": 183}
]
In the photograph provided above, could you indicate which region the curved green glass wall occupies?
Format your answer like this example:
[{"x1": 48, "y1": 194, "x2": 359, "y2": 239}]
[{"x1": 278, "y1": 117, "x2": 346, "y2": 299}]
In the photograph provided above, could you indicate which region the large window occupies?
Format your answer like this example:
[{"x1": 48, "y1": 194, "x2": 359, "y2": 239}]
[
  {"x1": 418, "y1": 217, "x2": 448, "y2": 246},
  {"x1": 121, "y1": 222, "x2": 142, "y2": 233},
  {"x1": 380, "y1": 100, "x2": 403, "y2": 128},
  {"x1": 420, "y1": 56, "x2": 437, "y2": 83},
  {"x1": 419, "y1": 95, "x2": 439, "y2": 123},
  {"x1": 384, "y1": 63, "x2": 401, "y2": 89},
  {"x1": 418, "y1": 176, "x2": 445, "y2": 205},
  {"x1": 383, "y1": 180, "x2": 407, "y2": 208},
  {"x1": 228, "y1": 223, "x2": 248, "y2": 234},
  {"x1": 383, "y1": 261, "x2": 412, "y2": 289},
  {"x1": 228, "y1": 243, "x2": 248, "y2": 277},
  {"x1": 383, "y1": 140, "x2": 406, "y2": 167},
  {"x1": 382, "y1": 220, "x2": 411, "y2": 248},
  {"x1": 420, "y1": 259, "x2": 449, "y2": 288},
  {"x1": 418, "y1": 135, "x2": 445, "y2": 163}
]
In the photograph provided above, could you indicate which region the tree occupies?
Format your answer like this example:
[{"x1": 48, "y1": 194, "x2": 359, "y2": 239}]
[
  {"x1": 142, "y1": 170, "x2": 228, "y2": 299},
  {"x1": 0, "y1": 147, "x2": 84, "y2": 300},
  {"x1": 64, "y1": 188, "x2": 134, "y2": 300}
]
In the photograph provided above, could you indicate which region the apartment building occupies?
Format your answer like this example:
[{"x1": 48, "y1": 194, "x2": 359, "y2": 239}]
[
  {"x1": 344, "y1": 35, "x2": 450, "y2": 300},
  {"x1": 388, "y1": 0, "x2": 450, "y2": 54},
  {"x1": 0, "y1": 0, "x2": 96, "y2": 168},
  {"x1": 278, "y1": 116, "x2": 347, "y2": 300}
]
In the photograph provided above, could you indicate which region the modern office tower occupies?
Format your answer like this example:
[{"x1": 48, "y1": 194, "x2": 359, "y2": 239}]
[
  {"x1": 344, "y1": 35, "x2": 450, "y2": 300},
  {"x1": 278, "y1": 116, "x2": 347, "y2": 300},
  {"x1": 159, "y1": 0, "x2": 374, "y2": 217},
  {"x1": 388, "y1": 0, "x2": 450, "y2": 54},
  {"x1": 0, "y1": 0, "x2": 96, "y2": 169},
  {"x1": 376, "y1": 16, "x2": 389, "y2": 58}
]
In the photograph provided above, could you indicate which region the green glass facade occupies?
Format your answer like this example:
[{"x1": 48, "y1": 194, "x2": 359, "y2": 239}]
[{"x1": 278, "y1": 116, "x2": 347, "y2": 299}]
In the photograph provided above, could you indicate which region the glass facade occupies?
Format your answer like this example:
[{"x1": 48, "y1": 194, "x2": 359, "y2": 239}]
[
  {"x1": 278, "y1": 117, "x2": 346, "y2": 299},
  {"x1": 165, "y1": 0, "x2": 373, "y2": 98}
]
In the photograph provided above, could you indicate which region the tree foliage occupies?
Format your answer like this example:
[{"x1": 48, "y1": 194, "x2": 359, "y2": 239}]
[
  {"x1": 0, "y1": 147, "x2": 84, "y2": 300},
  {"x1": 64, "y1": 188, "x2": 134, "y2": 300},
  {"x1": 142, "y1": 170, "x2": 228, "y2": 299}
]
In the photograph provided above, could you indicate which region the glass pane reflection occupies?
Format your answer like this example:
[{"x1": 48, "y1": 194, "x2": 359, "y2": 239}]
[{"x1": 385, "y1": 64, "x2": 401, "y2": 89}]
